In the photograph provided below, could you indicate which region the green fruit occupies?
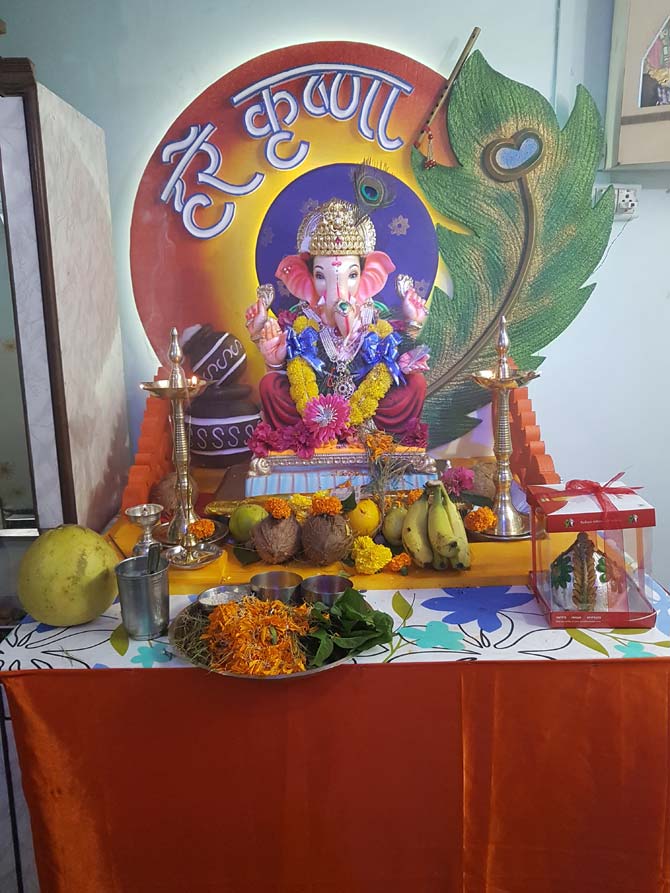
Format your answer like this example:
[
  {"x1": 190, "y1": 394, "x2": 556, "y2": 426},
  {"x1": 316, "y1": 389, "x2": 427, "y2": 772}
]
[
  {"x1": 382, "y1": 505, "x2": 407, "y2": 546},
  {"x1": 18, "y1": 525, "x2": 119, "y2": 626},
  {"x1": 229, "y1": 504, "x2": 269, "y2": 543}
]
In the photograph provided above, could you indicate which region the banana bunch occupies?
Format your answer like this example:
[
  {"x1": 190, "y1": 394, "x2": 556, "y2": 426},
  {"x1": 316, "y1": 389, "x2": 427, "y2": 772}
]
[{"x1": 402, "y1": 482, "x2": 471, "y2": 571}]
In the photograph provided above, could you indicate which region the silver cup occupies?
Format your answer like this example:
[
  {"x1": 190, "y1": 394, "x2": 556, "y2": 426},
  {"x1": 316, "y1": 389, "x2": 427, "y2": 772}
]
[
  {"x1": 115, "y1": 555, "x2": 170, "y2": 639},
  {"x1": 249, "y1": 571, "x2": 303, "y2": 604},
  {"x1": 300, "y1": 575, "x2": 353, "y2": 607}
]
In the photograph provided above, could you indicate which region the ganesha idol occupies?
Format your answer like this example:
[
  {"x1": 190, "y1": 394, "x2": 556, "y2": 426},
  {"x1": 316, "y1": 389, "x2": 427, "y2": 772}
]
[{"x1": 245, "y1": 196, "x2": 431, "y2": 457}]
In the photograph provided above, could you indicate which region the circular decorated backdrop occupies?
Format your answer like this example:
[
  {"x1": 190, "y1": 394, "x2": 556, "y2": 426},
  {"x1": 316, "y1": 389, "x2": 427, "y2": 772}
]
[{"x1": 130, "y1": 41, "x2": 455, "y2": 394}]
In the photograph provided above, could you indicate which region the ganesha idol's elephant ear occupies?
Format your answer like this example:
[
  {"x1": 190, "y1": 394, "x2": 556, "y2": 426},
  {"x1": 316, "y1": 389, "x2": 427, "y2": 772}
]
[
  {"x1": 274, "y1": 255, "x2": 317, "y2": 306},
  {"x1": 358, "y1": 251, "x2": 396, "y2": 302}
]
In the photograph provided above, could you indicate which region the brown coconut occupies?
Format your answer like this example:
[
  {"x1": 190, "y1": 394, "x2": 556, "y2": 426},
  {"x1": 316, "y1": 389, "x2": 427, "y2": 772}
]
[
  {"x1": 301, "y1": 515, "x2": 354, "y2": 566},
  {"x1": 150, "y1": 472, "x2": 199, "y2": 515},
  {"x1": 251, "y1": 515, "x2": 301, "y2": 564}
]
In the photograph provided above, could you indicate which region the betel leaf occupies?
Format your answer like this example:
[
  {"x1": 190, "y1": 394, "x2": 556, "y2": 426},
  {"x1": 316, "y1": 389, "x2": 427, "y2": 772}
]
[
  {"x1": 460, "y1": 491, "x2": 493, "y2": 509},
  {"x1": 340, "y1": 491, "x2": 357, "y2": 513},
  {"x1": 233, "y1": 545, "x2": 262, "y2": 566},
  {"x1": 567, "y1": 628, "x2": 609, "y2": 656},
  {"x1": 304, "y1": 589, "x2": 393, "y2": 668},
  {"x1": 306, "y1": 627, "x2": 335, "y2": 667},
  {"x1": 413, "y1": 51, "x2": 615, "y2": 447}
]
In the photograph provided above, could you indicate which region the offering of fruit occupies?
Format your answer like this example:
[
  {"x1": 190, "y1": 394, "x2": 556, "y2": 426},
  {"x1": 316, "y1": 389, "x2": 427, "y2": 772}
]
[
  {"x1": 18, "y1": 525, "x2": 118, "y2": 626},
  {"x1": 229, "y1": 503, "x2": 268, "y2": 543},
  {"x1": 251, "y1": 515, "x2": 301, "y2": 564},
  {"x1": 382, "y1": 505, "x2": 407, "y2": 546},
  {"x1": 346, "y1": 498, "x2": 381, "y2": 537},
  {"x1": 402, "y1": 482, "x2": 471, "y2": 571}
]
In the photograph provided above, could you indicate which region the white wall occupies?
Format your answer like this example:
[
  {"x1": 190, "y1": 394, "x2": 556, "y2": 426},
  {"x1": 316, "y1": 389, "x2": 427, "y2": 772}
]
[{"x1": 3, "y1": 0, "x2": 669, "y2": 583}]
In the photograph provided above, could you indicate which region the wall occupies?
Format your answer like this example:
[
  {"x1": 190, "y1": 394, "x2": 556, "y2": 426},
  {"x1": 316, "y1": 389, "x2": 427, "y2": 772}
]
[{"x1": 3, "y1": 0, "x2": 669, "y2": 582}]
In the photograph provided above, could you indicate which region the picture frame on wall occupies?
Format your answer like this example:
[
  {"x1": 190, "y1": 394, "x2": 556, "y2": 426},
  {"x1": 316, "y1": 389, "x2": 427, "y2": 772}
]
[{"x1": 605, "y1": 0, "x2": 670, "y2": 167}]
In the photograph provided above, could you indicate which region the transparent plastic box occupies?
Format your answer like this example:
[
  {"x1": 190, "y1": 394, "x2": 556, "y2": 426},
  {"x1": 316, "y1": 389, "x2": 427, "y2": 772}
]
[{"x1": 527, "y1": 480, "x2": 656, "y2": 629}]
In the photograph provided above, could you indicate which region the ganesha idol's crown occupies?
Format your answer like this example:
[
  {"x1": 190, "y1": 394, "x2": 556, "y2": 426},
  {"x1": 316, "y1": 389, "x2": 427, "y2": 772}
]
[{"x1": 297, "y1": 198, "x2": 376, "y2": 257}]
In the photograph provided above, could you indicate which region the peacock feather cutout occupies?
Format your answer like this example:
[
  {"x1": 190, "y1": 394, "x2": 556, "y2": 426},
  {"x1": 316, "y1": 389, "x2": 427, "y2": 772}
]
[{"x1": 413, "y1": 51, "x2": 615, "y2": 447}]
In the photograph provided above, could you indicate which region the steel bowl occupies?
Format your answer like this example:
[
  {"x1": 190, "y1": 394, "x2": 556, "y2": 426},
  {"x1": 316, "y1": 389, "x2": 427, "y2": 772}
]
[
  {"x1": 300, "y1": 574, "x2": 353, "y2": 608},
  {"x1": 249, "y1": 571, "x2": 303, "y2": 604}
]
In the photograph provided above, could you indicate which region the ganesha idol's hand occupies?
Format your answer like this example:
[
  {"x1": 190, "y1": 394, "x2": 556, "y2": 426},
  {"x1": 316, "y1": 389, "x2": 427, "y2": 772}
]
[
  {"x1": 259, "y1": 318, "x2": 287, "y2": 368},
  {"x1": 396, "y1": 274, "x2": 428, "y2": 337},
  {"x1": 399, "y1": 345, "x2": 430, "y2": 375},
  {"x1": 245, "y1": 284, "x2": 275, "y2": 341}
]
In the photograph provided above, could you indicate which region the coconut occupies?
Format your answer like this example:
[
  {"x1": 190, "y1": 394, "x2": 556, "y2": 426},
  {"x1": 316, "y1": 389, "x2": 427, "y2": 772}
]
[
  {"x1": 150, "y1": 472, "x2": 199, "y2": 515},
  {"x1": 301, "y1": 515, "x2": 353, "y2": 566},
  {"x1": 251, "y1": 515, "x2": 301, "y2": 564}
]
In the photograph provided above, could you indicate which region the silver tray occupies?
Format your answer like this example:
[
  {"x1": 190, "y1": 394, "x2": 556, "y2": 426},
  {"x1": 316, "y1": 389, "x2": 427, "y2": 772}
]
[
  {"x1": 165, "y1": 541, "x2": 223, "y2": 569},
  {"x1": 168, "y1": 602, "x2": 353, "y2": 681},
  {"x1": 154, "y1": 518, "x2": 228, "y2": 546}
]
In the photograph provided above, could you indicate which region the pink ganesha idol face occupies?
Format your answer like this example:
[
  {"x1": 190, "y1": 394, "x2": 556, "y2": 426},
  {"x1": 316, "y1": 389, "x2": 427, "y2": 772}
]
[
  {"x1": 275, "y1": 250, "x2": 396, "y2": 330},
  {"x1": 311, "y1": 254, "x2": 361, "y2": 327}
]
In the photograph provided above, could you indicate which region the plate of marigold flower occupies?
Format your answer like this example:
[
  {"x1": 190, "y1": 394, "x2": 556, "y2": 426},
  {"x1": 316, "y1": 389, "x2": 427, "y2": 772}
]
[{"x1": 169, "y1": 588, "x2": 393, "y2": 680}]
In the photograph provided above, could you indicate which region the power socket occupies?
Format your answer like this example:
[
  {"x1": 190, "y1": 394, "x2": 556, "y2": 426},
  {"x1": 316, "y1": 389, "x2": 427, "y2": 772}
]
[{"x1": 594, "y1": 184, "x2": 640, "y2": 220}]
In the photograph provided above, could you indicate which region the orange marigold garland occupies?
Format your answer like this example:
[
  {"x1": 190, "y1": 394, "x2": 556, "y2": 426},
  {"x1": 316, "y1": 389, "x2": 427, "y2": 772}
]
[
  {"x1": 406, "y1": 489, "x2": 423, "y2": 506},
  {"x1": 265, "y1": 497, "x2": 292, "y2": 520},
  {"x1": 201, "y1": 596, "x2": 311, "y2": 676},
  {"x1": 365, "y1": 431, "x2": 395, "y2": 460},
  {"x1": 464, "y1": 506, "x2": 497, "y2": 533},
  {"x1": 385, "y1": 552, "x2": 412, "y2": 573}
]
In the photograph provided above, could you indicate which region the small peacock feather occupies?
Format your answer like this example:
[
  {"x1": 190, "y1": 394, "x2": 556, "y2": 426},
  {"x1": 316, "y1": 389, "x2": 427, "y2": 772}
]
[{"x1": 351, "y1": 159, "x2": 396, "y2": 222}]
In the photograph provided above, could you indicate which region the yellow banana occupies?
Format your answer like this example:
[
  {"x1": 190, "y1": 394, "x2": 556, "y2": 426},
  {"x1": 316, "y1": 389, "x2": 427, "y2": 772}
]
[
  {"x1": 426, "y1": 481, "x2": 458, "y2": 569},
  {"x1": 401, "y1": 491, "x2": 433, "y2": 568},
  {"x1": 442, "y1": 484, "x2": 471, "y2": 570}
]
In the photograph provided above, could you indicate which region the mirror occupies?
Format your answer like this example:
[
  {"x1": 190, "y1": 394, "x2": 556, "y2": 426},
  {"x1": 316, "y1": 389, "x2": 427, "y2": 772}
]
[{"x1": 0, "y1": 195, "x2": 34, "y2": 528}]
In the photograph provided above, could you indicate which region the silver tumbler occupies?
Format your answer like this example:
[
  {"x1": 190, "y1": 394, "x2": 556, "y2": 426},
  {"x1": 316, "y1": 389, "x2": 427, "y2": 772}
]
[{"x1": 115, "y1": 555, "x2": 170, "y2": 639}]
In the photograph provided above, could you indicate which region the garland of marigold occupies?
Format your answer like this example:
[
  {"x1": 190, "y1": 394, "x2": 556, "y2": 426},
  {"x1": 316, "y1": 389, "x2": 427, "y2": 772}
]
[
  {"x1": 285, "y1": 316, "x2": 394, "y2": 424},
  {"x1": 286, "y1": 357, "x2": 392, "y2": 425},
  {"x1": 349, "y1": 363, "x2": 393, "y2": 425},
  {"x1": 287, "y1": 356, "x2": 319, "y2": 414}
]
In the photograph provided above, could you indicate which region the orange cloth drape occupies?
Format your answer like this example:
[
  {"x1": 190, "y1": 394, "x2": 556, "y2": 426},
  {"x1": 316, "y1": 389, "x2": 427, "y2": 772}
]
[{"x1": 2, "y1": 661, "x2": 670, "y2": 893}]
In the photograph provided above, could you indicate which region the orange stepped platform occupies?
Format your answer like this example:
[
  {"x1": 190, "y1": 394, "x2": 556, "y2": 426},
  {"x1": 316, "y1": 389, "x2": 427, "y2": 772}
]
[{"x1": 120, "y1": 368, "x2": 561, "y2": 510}]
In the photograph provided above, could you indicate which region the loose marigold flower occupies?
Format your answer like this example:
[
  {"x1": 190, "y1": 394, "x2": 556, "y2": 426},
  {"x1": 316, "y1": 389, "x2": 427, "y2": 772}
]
[
  {"x1": 288, "y1": 494, "x2": 312, "y2": 522},
  {"x1": 385, "y1": 552, "x2": 412, "y2": 573},
  {"x1": 189, "y1": 518, "x2": 215, "y2": 540},
  {"x1": 311, "y1": 495, "x2": 343, "y2": 516},
  {"x1": 351, "y1": 536, "x2": 392, "y2": 574},
  {"x1": 464, "y1": 506, "x2": 497, "y2": 533},
  {"x1": 406, "y1": 489, "x2": 423, "y2": 506},
  {"x1": 265, "y1": 497, "x2": 292, "y2": 520}
]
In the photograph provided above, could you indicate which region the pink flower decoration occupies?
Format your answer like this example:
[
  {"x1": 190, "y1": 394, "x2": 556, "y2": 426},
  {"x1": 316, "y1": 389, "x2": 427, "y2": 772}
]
[
  {"x1": 276, "y1": 309, "x2": 298, "y2": 331},
  {"x1": 340, "y1": 426, "x2": 361, "y2": 446},
  {"x1": 247, "y1": 421, "x2": 281, "y2": 458},
  {"x1": 401, "y1": 417, "x2": 429, "y2": 448},
  {"x1": 442, "y1": 465, "x2": 475, "y2": 498},
  {"x1": 303, "y1": 395, "x2": 350, "y2": 445},
  {"x1": 277, "y1": 421, "x2": 316, "y2": 459}
]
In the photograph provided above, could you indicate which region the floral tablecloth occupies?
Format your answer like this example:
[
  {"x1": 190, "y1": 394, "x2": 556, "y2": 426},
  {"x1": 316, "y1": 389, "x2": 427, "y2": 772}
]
[{"x1": 3, "y1": 581, "x2": 670, "y2": 671}]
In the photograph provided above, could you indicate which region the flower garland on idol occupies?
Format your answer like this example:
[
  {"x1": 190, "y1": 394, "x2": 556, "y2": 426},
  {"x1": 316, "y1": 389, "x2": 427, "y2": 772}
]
[{"x1": 286, "y1": 316, "x2": 396, "y2": 427}]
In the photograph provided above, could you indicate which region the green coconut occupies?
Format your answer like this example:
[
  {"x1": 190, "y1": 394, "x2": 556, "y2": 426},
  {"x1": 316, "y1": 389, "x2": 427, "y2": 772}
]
[{"x1": 18, "y1": 525, "x2": 119, "y2": 626}]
